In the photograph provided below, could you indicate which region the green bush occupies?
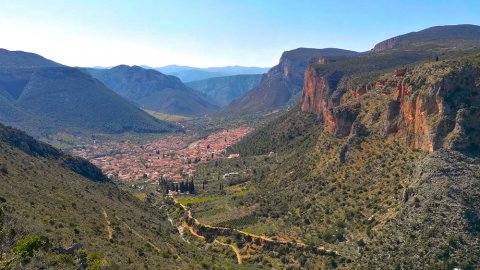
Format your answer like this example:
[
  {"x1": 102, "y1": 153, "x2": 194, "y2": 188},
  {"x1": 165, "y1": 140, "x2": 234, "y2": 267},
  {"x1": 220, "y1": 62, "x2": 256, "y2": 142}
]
[{"x1": 12, "y1": 234, "x2": 47, "y2": 259}]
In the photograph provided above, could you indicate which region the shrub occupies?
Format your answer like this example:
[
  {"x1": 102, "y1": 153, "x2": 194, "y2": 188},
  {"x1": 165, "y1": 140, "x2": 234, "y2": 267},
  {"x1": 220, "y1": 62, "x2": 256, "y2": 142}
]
[{"x1": 12, "y1": 234, "x2": 47, "y2": 259}]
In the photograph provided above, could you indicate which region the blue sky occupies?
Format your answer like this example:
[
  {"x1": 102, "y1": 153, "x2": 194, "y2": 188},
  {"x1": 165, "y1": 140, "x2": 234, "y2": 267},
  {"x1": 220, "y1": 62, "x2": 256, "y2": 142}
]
[{"x1": 0, "y1": 0, "x2": 479, "y2": 67}]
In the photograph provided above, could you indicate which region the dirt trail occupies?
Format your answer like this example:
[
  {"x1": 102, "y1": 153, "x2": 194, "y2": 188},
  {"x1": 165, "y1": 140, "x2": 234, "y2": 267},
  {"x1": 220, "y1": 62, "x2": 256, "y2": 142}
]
[
  {"x1": 102, "y1": 209, "x2": 113, "y2": 240},
  {"x1": 173, "y1": 197, "x2": 337, "y2": 256},
  {"x1": 214, "y1": 240, "x2": 242, "y2": 265},
  {"x1": 182, "y1": 220, "x2": 242, "y2": 264},
  {"x1": 184, "y1": 221, "x2": 204, "y2": 239}
]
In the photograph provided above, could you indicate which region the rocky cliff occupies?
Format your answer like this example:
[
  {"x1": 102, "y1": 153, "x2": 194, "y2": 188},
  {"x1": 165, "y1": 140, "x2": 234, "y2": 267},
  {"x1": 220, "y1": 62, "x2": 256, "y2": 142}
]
[
  {"x1": 302, "y1": 56, "x2": 480, "y2": 153},
  {"x1": 221, "y1": 48, "x2": 359, "y2": 115}
]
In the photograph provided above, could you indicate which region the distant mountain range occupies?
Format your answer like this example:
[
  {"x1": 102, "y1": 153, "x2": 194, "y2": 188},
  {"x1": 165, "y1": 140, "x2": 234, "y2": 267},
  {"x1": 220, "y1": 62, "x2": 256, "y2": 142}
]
[
  {"x1": 86, "y1": 65, "x2": 220, "y2": 116},
  {"x1": 186, "y1": 74, "x2": 262, "y2": 107},
  {"x1": 154, "y1": 65, "x2": 269, "y2": 82},
  {"x1": 0, "y1": 49, "x2": 177, "y2": 138}
]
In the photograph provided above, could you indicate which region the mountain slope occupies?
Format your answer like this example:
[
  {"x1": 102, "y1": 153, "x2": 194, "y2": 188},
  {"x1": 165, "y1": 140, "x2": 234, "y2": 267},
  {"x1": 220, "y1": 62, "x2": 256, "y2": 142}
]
[
  {"x1": 358, "y1": 150, "x2": 480, "y2": 269},
  {"x1": 194, "y1": 47, "x2": 480, "y2": 269},
  {"x1": 186, "y1": 74, "x2": 262, "y2": 106},
  {"x1": 0, "y1": 49, "x2": 178, "y2": 137},
  {"x1": 87, "y1": 65, "x2": 220, "y2": 116},
  {"x1": 221, "y1": 48, "x2": 360, "y2": 115},
  {"x1": 372, "y1": 24, "x2": 480, "y2": 52},
  {"x1": 0, "y1": 124, "x2": 242, "y2": 269}
]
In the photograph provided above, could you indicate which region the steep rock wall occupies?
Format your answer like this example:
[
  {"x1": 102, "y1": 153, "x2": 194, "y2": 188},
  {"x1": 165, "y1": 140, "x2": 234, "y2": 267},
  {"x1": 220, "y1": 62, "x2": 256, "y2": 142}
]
[{"x1": 302, "y1": 59, "x2": 480, "y2": 153}]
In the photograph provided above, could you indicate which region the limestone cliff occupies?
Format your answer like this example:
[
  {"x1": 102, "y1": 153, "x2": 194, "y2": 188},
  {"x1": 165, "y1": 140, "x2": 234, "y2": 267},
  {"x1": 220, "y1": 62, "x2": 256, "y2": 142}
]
[
  {"x1": 222, "y1": 48, "x2": 359, "y2": 115},
  {"x1": 302, "y1": 56, "x2": 480, "y2": 153}
]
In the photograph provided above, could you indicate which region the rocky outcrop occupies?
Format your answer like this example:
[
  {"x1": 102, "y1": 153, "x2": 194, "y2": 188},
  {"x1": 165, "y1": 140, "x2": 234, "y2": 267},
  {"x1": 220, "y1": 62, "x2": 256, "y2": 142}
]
[
  {"x1": 301, "y1": 65, "x2": 328, "y2": 114},
  {"x1": 328, "y1": 105, "x2": 360, "y2": 136},
  {"x1": 302, "y1": 57, "x2": 480, "y2": 154},
  {"x1": 301, "y1": 65, "x2": 359, "y2": 137},
  {"x1": 385, "y1": 65, "x2": 480, "y2": 152}
]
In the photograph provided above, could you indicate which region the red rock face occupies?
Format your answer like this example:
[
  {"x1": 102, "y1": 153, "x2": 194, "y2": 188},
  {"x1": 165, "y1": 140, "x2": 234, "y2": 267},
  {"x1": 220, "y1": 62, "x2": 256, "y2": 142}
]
[
  {"x1": 301, "y1": 66, "x2": 358, "y2": 136},
  {"x1": 393, "y1": 67, "x2": 480, "y2": 152},
  {"x1": 323, "y1": 102, "x2": 336, "y2": 134},
  {"x1": 398, "y1": 94, "x2": 440, "y2": 152},
  {"x1": 302, "y1": 63, "x2": 480, "y2": 153},
  {"x1": 301, "y1": 66, "x2": 328, "y2": 114}
]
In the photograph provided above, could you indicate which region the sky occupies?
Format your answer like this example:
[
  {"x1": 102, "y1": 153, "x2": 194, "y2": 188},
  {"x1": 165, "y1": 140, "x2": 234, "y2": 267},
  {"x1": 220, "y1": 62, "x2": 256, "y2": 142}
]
[{"x1": 0, "y1": 0, "x2": 479, "y2": 68}]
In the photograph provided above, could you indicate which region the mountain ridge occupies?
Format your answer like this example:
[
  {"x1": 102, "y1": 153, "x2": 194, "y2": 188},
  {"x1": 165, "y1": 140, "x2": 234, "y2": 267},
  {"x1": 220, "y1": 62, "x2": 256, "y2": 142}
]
[{"x1": 87, "y1": 65, "x2": 220, "y2": 116}]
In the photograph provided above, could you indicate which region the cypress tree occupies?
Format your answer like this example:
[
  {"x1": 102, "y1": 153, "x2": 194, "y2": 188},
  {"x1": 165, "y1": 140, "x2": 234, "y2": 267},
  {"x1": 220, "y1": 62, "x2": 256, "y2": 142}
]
[{"x1": 190, "y1": 180, "x2": 195, "y2": 194}]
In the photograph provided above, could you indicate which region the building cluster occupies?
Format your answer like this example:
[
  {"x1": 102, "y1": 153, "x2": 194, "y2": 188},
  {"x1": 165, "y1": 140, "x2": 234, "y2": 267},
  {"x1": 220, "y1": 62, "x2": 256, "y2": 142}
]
[{"x1": 71, "y1": 127, "x2": 252, "y2": 182}]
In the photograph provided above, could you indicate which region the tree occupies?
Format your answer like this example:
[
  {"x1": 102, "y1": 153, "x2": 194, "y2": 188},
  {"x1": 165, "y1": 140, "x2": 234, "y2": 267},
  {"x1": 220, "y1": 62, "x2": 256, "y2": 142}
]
[{"x1": 189, "y1": 180, "x2": 195, "y2": 194}]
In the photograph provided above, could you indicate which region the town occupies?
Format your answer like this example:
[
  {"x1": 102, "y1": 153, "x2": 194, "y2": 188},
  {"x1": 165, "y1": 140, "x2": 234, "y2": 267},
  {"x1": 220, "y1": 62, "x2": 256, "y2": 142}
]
[{"x1": 71, "y1": 127, "x2": 253, "y2": 183}]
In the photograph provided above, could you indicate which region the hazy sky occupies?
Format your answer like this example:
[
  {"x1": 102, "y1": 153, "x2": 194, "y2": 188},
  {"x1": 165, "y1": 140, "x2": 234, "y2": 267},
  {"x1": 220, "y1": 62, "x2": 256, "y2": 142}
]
[{"x1": 1, "y1": 0, "x2": 479, "y2": 67}]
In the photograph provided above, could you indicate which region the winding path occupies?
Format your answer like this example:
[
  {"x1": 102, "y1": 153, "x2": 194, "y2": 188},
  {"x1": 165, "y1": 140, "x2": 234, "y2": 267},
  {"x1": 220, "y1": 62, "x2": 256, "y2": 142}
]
[
  {"x1": 171, "y1": 196, "x2": 339, "y2": 262},
  {"x1": 182, "y1": 220, "x2": 242, "y2": 264}
]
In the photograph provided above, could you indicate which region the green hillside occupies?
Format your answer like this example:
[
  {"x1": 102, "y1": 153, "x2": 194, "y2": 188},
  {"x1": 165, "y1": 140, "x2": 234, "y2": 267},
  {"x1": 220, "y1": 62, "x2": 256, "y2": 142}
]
[
  {"x1": 188, "y1": 51, "x2": 480, "y2": 269},
  {"x1": 0, "y1": 124, "x2": 243, "y2": 269},
  {"x1": 186, "y1": 74, "x2": 262, "y2": 106}
]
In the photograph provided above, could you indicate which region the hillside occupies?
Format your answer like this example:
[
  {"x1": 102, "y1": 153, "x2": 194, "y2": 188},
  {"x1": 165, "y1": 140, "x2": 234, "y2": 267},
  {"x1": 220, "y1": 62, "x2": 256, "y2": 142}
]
[
  {"x1": 372, "y1": 24, "x2": 480, "y2": 52},
  {"x1": 0, "y1": 49, "x2": 178, "y2": 138},
  {"x1": 186, "y1": 74, "x2": 262, "y2": 106},
  {"x1": 189, "y1": 48, "x2": 480, "y2": 269},
  {"x1": 87, "y1": 65, "x2": 220, "y2": 116},
  {"x1": 157, "y1": 65, "x2": 269, "y2": 82},
  {"x1": 221, "y1": 48, "x2": 360, "y2": 115},
  {"x1": 222, "y1": 24, "x2": 480, "y2": 116},
  {"x1": 0, "y1": 124, "x2": 245, "y2": 269}
]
